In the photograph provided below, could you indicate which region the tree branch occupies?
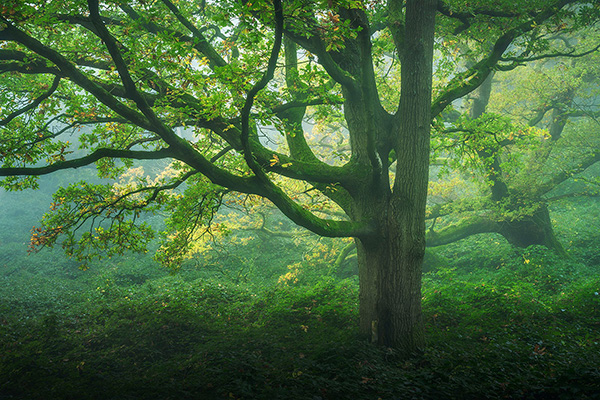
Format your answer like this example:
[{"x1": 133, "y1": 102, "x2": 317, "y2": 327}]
[
  {"x1": 159, "y1": 0, "x2": 228, "y2": 69},
  {"x1": 431, "y1": 0, "x2": 579, "y2": 118},
  {"x1": 538, "y1": 151, "x2": 600, "y2": 195},
  {"x1": 0, "y1": 76, "x2": 61, "y2": 125},
  {"x1": 0, "y1": 147, "x2": 175, "y2": 177},
  {"x1": 426, "y1": 215, "x2": 500, "y2": 247},
  {"x1": 500, "y1": 42, "x2": 600, "y2": 64}
]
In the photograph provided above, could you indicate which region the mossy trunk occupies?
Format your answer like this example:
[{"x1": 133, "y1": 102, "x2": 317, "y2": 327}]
[
  {"x1": 356, "y1": 209, "x2": 426, "y2": 352},
  {"x1": 352, "y1": 0, "x2": 434, "y2": 352},
  {"x1": 426, "y1": 203, "x2": 564, "y2": 254},
  {"x1": 499, "y1": 203, "x2": 564, "y2": 254}
]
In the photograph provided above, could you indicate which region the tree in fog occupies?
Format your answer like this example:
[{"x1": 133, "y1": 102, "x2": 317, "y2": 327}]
[{"x1": 426, "y1": 36, "x2": 600, "y2": 253}]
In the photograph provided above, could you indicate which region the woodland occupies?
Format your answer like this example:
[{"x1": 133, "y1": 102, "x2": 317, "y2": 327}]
[{"x1": 1, "y1": 0, "x2": 600, "y2": 398}]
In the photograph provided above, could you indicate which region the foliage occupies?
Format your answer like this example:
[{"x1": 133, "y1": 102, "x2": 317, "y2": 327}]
[
  {"x1": 1, "y1": 256, "x2": 600, "y2": 399},
  {"x1": 1, "y1": 0, "x2": 598, "y2": 263},
  {"x1": 2, "y1": 179, "x2": 600, "y2": 398}
]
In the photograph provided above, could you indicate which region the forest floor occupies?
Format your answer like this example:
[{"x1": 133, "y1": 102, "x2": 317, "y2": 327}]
[{"x1": 1, "y1": 261, "x2": 599, "y2": 400}]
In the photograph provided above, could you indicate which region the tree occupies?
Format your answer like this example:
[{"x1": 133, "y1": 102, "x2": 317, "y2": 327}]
[
  {"x1": 427, "y1": 33, "x2": 600, "y2": 254},
  {"x1": 1, "y1": 0, "x2": 599, "y2": 351}
]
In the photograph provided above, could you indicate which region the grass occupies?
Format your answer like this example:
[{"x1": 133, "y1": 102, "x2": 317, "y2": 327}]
[{"x1": 1, "y1": 269, "x2": 599, "y2": 400}]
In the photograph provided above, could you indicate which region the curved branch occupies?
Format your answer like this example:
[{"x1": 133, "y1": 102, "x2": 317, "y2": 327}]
[
  {"x1": 0, "y1": 76, "x2": 61, "y2": 125},
  {"x1": 431, "y1": 0, "x2": 579, "y2": 118},
  {"x1": 0, "y1": 147, "x2": 174, "y2": 177},
  {"x1": 426, "y1": 216, "x2": 500, "y2": 247},
  {"x1": 241, "y1": 0, "x2": 285, "y2": 176}
]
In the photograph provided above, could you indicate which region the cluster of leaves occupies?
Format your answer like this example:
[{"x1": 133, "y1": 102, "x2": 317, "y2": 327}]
[
  {"x1": 154, "y1": 172, "x2": 227, "y2": 270},
  {"x1": 433, "y1": 113, "x2": 548, "y2": 189},
  {"x1": 30, "y1": 180, "x2": 158, "y2": 269}
]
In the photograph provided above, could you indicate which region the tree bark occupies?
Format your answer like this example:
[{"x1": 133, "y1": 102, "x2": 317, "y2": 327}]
[
  {"x1": 354, "y1": 0, "x2": 435, "y2": 352},
  {"x1": 357, "y1": 230, "x2": 425, "y2": 350},
  {"x1": 499, "y1": 202, "x2": 565, "y2": 253}
]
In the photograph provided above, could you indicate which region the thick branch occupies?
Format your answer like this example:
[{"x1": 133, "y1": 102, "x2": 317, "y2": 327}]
[
  {"x1": 0, "y1": 147, "x2": 174, "y2": 177},
  {"x1": 431, "y1": 0, "x2": 579, "y2": 118},
  {"x1": 426, "y1": 216, "x2": 500, "y2": 247}
]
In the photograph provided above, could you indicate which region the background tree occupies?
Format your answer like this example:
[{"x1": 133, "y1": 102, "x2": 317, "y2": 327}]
[
  {"x1": 426, "y1": 32, "x2": 600, "y2": 254},
  {"x1": 1, "y1": 0, "x2": 599, "y2": 351}
]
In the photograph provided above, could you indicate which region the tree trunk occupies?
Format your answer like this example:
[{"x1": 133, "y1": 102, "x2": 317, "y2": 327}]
[
  {"x1": 467, "y1": 64, "x2": 563, "y2": 253},
  {"x1": 356, "y1": 210, "x2": 426, "y2": 351},
  {"x1": 353, "y1": 0, "x2": 435, "y2": 352},
  {"x1": 499, "y1": 203, "x2": 565, "y2": 253}
]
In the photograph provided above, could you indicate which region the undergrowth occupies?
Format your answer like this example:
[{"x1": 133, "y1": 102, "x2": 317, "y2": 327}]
[{"x1": 1, "y1": 256, "x2": 599, "y2": 400}]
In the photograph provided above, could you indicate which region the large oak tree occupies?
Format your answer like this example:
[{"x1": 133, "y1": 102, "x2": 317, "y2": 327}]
[{"x1": 1, "y1": 0, "x2": 599, "y2": 351}]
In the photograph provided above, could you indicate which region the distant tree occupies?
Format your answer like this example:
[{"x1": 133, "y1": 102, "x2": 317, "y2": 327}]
[
  {"x1": 427, "y1": 35, "x2": 600, "y2": 253},
  {"x1": 1, "y1": 0, "x2": 599, "y2": 351}
]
